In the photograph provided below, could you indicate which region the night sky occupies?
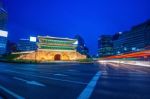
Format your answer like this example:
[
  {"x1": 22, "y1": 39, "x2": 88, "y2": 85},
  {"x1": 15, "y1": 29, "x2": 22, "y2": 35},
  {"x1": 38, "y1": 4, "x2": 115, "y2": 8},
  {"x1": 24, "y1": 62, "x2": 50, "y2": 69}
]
[{"x1": 3, "y1": 0, "x2": 150, "y2": 55}]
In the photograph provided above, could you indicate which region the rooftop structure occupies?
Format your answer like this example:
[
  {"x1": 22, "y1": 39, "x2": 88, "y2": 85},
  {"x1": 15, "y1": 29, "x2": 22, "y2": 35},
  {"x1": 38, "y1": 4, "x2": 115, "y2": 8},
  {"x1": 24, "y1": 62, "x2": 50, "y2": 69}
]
[{"x1": 37, "y1": 36, "x2": 78, "y2": 51}]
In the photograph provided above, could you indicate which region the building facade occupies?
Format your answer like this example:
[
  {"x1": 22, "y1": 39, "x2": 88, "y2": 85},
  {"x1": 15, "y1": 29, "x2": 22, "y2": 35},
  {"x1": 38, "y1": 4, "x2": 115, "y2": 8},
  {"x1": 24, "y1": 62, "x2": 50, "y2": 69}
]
[
  {"x1": 0, "y1": 30, "x2": 8, "y2": 55},
  {"x1": 98, "y1": 35, "x2": 113, "y2": 57},
  {"x1": 17, "y1": 39, "x2": 37, "y2": 52},
  {"x1": 0, "y1": 1, "x2": 7, "y2": 55},
  {"x1": 17, "y1": 36, "x2": 86, "y2": 61},
  {"x1": 113, "y1": 20, "x2": 150, "y2": 55},
  {"x1": 0, "y1": 1, "x2": 7, "y2": 30},
  {"x1": 6, "y1": 40, "x2": 17, "y2": 54},
  {"x1": 74, "y1": 35, "x2": 89, "y2": 56}
]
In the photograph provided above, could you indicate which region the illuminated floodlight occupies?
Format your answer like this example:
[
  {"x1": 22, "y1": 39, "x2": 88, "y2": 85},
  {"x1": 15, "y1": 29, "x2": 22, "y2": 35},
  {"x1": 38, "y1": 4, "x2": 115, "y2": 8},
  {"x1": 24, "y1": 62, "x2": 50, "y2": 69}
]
[
  {"x1": 73, "y1": 40, "x2": 78, "y2": 45},
  {"x1": 119, "y1": 32, "x2": 122, "y2": 34},
  {"x1": 30, "y1": 36, "x2": 37, "y2": 42},
  {"x1": 124, "y1": 47, "x2": 127, "y2": 51},
  {"x1": 117, "y1": 51, "x2": 120, "y2": 54},
  {"x1": 0, "y1": 30, "x2": 8, "y2": 37},
  {"x1": 132, "y1": 47, "x2": 136, "y2": 51}
]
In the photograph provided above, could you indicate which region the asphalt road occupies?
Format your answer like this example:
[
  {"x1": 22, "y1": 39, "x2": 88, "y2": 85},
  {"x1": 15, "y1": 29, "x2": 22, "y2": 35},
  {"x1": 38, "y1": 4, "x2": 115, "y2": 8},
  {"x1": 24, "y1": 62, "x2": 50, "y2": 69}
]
[{"x1": 0, "y1": 62, "x2": 150, "y2": 99}]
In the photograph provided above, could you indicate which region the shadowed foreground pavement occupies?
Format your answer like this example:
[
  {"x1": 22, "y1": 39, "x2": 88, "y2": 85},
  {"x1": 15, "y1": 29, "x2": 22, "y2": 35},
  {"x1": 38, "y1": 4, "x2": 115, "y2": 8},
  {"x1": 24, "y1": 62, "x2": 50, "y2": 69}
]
[{"x1": 0, "y1": 62, "x2": 150, "y2": 99}]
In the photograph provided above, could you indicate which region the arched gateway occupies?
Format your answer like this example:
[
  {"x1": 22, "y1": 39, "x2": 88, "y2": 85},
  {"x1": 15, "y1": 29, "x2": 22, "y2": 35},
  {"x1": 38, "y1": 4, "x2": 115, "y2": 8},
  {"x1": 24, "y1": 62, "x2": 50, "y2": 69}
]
[
  {"x1": 16, "y1": 36, "x2": 86, "y2": 61},
  {"x1": 54, "y1": 54, "x2": 61, "y2": 61}
]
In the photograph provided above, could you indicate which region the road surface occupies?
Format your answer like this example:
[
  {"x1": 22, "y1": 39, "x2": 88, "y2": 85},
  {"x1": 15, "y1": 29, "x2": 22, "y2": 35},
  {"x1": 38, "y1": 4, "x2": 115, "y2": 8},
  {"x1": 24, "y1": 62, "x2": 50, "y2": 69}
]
[{"x1": 0, "y1": 62, "x2": 150, "y2": 99}]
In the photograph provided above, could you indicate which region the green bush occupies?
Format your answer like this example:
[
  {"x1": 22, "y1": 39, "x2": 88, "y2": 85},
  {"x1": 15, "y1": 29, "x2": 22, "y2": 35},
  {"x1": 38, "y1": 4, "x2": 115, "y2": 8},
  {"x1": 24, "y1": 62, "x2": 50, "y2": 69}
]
[
  {"x1": 77, "y1": 58, "x2": 93, "y2": 62},
  {"x1": 3, "y1": 54, "x2": 21, "y2": 60},
  {"x1": 13, "y1": 59, "x2": 37, "y2": 63}
]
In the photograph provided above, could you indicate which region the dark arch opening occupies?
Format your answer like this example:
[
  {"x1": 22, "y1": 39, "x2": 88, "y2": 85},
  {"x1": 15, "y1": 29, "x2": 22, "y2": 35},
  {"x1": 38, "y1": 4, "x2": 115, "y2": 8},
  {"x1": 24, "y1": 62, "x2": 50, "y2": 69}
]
[{"x1": 54, "y1": 54, "x2": 61, "y2": 61}]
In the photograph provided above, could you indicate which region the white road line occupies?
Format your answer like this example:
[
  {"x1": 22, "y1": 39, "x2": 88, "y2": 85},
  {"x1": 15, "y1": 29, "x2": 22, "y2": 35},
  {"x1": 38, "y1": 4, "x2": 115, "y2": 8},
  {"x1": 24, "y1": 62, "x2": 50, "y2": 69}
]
[
  {"x1": 13, "y1": 77, "x2": 45, "y2": 87},
  {"x1": 4, "y1": 70, "x2": 87, "y2": 85},
  {"x1": 77, "y1": 71, "x2": 101, "y2": 99},
  {"x1": 68, "y1": 69, "x2": 79, "y2": 72},
  {"x1": 0, "y1": 85, "x2": 24, "y2": 99},
  {"x1": 53, "y1": 74, "x2": 68, "y2": 76},
  {"x1": 10, "y1": 68, "x2": 70, "y2": 76}
]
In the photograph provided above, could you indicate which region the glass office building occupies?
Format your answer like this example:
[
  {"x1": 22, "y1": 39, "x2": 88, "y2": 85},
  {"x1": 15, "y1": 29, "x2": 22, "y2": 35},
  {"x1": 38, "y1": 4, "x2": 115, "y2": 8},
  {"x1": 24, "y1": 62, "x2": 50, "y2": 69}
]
[
  {"x1": 98, "y1": 35, "x2": 114, "y2": 57},
  {"x1": 0, "y1": 1, "x2": 7, "y2": 30},
  {"x1": 0, "y1": 1, "x2": 8, "y2": 55},
  {"x1": 17, "y1": 38, "x2": 37, "y2": 52},
  {"x1": 0, "y1": 30, "x2": 8, "y2": 55},
  {"x1": 74, "y1": 35, "x2": 89, "y2": 56},
  {"x1": 113, "y1": 20, "x2": 150, "y2": 55}
]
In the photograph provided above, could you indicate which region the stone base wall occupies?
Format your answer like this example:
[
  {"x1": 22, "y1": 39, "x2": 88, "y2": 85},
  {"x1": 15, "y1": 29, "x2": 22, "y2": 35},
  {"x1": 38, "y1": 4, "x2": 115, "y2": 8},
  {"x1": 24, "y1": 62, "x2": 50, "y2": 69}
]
[{"x1": 16, "y1": 50, "x2": 86, "y2": 61}]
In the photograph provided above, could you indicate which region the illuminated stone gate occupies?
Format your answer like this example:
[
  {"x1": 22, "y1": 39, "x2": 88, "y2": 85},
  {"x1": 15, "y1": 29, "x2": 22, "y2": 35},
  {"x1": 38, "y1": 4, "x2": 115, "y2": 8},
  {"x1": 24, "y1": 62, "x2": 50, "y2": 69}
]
[{"x1": 17, "y1": 36, "x2": 86, "y2": 61}]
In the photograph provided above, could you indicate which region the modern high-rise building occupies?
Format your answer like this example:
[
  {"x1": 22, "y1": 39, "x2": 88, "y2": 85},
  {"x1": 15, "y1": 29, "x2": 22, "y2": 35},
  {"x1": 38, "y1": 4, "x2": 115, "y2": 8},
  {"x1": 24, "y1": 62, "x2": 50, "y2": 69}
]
[
  {"x1": 17, "y1": 37, "x2": 37, "y2": 52},
  {"x1": 0, "y1": 30, "x2": 8, "y2": 55},
  {"x1": 113, "y1": 20, "x2": 150, "y2": 55},
  {"x1": 0, "y1": 1, "x2": 7, "y2": 30},
  {"x1": 0, "y1": 1, "x2": 8, "y2": 55},
  {"x1": 98, "y1": 35, "x2": 113, "y2": 57},
  {"x1": 74, "y1": 35, "x2": 89, "y2": 56}
]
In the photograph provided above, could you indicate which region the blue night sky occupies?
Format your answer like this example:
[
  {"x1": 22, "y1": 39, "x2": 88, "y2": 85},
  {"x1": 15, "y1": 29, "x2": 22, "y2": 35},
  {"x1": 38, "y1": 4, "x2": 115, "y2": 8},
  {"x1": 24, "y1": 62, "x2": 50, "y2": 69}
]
[{"x1": 3, "y1": 0, "x2": 150, "y2": 55}]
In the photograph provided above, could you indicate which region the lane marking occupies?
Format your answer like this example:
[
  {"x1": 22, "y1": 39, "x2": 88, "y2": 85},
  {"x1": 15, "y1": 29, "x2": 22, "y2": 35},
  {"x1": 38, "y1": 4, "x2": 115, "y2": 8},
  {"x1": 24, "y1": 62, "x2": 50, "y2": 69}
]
[
  {"x1": 8, "y1": 68, "x2": 70, "y2": 76},
  {"x1": 77, "y1": 71, "x2": 101, "y2": 99},
  {"x1": 4, "y1": 70, "x2": 87, "y2": 85},
  {"x1": 0, "y1": 85, "x2": 24, "y2": 99},
  {"x1": 53, "y1": 74, "x2": 68, "y2": 76},
  {"x1": 68, "y1": 69, "x2": 79, "y2": 72},
  {"x1": 13, "y1": 77, "x2": 45, "y2": 87}
]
